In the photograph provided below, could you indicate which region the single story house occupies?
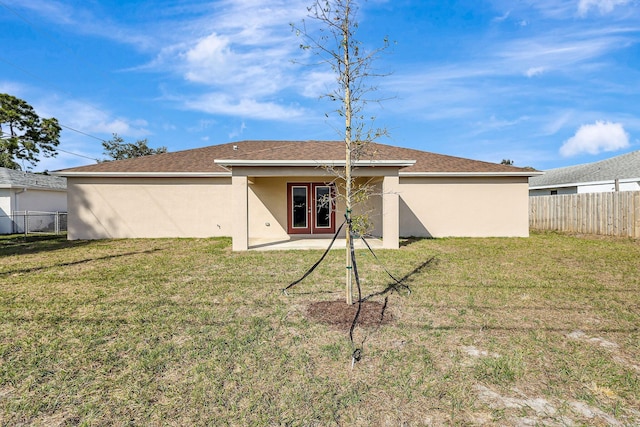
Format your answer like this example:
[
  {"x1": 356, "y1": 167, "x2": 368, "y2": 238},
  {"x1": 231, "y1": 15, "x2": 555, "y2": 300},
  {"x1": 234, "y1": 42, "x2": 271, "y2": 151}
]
[
  {"x1": 0, "y1": 167, "x2": 67, "y2": 234},
  {"x1": 529, "y1": 150, "x2": 640, "y2": 196},
  {"x1": 55, "y1": 140, "x2": 540, "y2": 250}
]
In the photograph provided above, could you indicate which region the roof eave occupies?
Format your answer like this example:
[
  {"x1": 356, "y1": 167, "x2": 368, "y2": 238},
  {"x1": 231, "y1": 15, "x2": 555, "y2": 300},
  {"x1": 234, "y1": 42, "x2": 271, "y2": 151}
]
[
  {"x1": 52, "y1": 171, "x2": 230, "y2": 178},
  {"x1": 529, "y1": 176, "x2": 640, "y2": 190},
  {"x1": 402, "y1": 171, "x2": 543, "y2": 177},
  {"x1": 0, "y1": 183, "x2": 66, "y2": 190},
  {"x1": 213, "y1": 159, "x2": 417, "y2": 167}
]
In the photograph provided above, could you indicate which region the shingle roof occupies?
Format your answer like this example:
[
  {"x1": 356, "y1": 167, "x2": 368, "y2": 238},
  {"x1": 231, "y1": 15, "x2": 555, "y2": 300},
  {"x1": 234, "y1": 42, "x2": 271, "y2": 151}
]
[
  {"x1": 56, "y1": 140, "x2": 536, "y2": 175},
  {"x1": 0, "y1": 167, "x2": 67, "y2": 190},
  {"x1": 529, "y1": 150, "x2": 640, "y2": 188}
]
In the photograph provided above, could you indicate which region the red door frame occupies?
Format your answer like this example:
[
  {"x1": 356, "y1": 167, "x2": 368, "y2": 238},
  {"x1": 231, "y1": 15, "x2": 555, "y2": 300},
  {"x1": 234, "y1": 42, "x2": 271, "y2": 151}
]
[{"x1": 287, "y1": 183, "x2": 336, "y2": 235}]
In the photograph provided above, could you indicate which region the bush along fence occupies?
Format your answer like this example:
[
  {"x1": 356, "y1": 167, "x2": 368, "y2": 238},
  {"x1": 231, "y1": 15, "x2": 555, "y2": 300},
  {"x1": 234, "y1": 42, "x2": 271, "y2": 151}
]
[
  {"x1": 529, "y1": 191, "x2": 640, "y2": 238},
  {"x1": 0, "y1": 211, "x2": 68, "y2": 235}
]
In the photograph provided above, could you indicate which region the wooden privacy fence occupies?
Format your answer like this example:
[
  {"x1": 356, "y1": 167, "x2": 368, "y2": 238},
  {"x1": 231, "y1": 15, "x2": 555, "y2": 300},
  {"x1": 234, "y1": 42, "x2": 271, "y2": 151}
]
[{"x1": 529, "y1": 191, "x2": 640, "y2": 238}]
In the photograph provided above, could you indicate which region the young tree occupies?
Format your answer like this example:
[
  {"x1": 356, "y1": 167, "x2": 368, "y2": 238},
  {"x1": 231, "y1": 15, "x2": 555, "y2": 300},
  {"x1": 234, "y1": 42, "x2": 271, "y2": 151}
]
[
  {"x1": 102, "y1": 133, "x2": 167, "y2": 161},
  {"x1": 295, "y1": 0, "x2": 389, "y2": 304},
  {"x1": 0, "y1": 93, "x2": 61, "y2": 170}
]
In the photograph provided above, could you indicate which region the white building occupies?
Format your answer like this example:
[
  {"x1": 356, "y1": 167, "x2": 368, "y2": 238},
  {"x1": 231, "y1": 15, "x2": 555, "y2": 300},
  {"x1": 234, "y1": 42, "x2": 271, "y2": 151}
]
[
  {"x1": 529, "y1": 150, "x2": 640, "y2": 196},
  {"x1": 0, "y1": 167, "x2": 67, "y2": 234}
]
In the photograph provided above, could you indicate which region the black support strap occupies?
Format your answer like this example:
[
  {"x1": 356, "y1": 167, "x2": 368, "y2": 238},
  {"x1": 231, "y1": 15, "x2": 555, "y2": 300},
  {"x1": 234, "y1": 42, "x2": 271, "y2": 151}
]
[{"x1": 282, "y1": 219, "x2": 346, "y2": 294}]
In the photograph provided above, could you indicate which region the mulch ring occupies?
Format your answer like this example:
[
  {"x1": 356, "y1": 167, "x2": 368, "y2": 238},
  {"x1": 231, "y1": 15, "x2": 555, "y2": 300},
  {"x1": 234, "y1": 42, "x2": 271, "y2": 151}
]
[{"x1": 306, "y1": 299, "x2": 394, "y2": 330}]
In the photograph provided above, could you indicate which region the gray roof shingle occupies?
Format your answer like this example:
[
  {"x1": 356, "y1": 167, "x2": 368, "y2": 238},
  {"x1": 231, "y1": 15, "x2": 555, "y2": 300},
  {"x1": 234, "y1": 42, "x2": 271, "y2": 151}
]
[
  {"x1": 0, "y1": 167, "x2": 67, "y2": 190},
  {"x1": 529, "y1": 150, "x2": 640, "y2": 188}
]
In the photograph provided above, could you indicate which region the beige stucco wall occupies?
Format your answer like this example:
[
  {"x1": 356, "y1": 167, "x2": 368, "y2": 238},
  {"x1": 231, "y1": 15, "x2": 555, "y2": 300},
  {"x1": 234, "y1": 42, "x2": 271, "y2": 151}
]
[
  {"x1": 247, "y1": 176, "x2": 383, "y2": 240},
  {"x1": 66, "y1": 173, "x2": 530, "y2": 241},
  {"x1": 247, "y1": 177, "x2": 288, "y2": 240},
  {"x1": 398, "y1": 176, "x2": 530, "y2": 237},
  {"x1": 67, "y1": 177, "x2": 232, "y2": 239}
]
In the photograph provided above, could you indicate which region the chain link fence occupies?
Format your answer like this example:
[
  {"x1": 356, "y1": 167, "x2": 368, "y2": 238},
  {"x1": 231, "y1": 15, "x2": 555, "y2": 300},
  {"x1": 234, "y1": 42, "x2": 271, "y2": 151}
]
[{"x1": 0, "y1": 211, "x2": 68, "y2": 235}]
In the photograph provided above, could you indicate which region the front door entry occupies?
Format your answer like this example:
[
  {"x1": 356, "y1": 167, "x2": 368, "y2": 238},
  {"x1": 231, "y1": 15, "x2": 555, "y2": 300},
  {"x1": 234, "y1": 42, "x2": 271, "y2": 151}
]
[{"x1": 287, "y1": 183, "x2": 336, "y2": 234}]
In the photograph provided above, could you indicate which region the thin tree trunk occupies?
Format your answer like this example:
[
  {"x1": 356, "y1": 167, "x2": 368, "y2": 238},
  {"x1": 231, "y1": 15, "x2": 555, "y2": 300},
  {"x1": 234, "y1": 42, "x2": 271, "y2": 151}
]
[{"x1": 343, "y1": 1, "x2": 353, "y2": 305}]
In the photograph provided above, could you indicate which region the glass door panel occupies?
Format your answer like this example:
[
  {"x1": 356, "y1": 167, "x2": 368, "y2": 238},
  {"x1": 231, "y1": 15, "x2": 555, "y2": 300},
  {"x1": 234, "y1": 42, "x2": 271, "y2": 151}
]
[
  {"x1": 291, "y1": 186, "x2": 308, "y2": 229},
  {"x1": 314, "y1": 185, "x2": 331, "y2": 229}
]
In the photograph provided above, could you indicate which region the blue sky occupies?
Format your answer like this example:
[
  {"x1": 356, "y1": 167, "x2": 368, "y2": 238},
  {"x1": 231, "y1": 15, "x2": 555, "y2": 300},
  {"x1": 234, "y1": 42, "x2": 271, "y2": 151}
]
[{"x1": 1, "y1": 0, "x2": 639, "y2": 172}]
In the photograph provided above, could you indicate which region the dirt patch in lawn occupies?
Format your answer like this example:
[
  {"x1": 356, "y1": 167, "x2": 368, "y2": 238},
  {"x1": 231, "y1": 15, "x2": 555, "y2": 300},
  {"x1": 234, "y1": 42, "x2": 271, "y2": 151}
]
[{"x1": 307, "y1": 299, "x2": 394, "y2": 330}]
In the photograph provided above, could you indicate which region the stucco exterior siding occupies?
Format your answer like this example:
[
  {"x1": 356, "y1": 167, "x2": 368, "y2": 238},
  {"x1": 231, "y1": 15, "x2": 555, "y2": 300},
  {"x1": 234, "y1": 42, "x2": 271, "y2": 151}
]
[
  {"x1": 14, "y1": 189, "x2": 67, "y2": 212},
  {"x1": 0, "y1": 189, "x2": 11, "y2": 234},
  {"x1": 398, "y1": 176, "x2": 530, "y2": 237},
  {"x1": 0, "y1": 188, "x2": 67, "y2": 234},
  {"x1": 66, "y1": 175, "x2": 529, "y2": 241},
  {"x1": 529, "y1": 187, "x2": 577, "y2": 196},
  {"x1": 246, "y1": 177, "x2": 383, "y2": 240},
  {"x1": 530, "y1": 180, "x2": 640, "y2": 196},
  {"x1": 248, "y1": 177, "x2": 289, "y2": 241},
  {"x1": 67, "y1": 177, "x2": 232, "y2": 239},
  {"x1": 0, "y1": 189, "x2": 10, "y2": 215},
  {"x1": 56, "y1": 140, "x2": 538, "y2": 247}
]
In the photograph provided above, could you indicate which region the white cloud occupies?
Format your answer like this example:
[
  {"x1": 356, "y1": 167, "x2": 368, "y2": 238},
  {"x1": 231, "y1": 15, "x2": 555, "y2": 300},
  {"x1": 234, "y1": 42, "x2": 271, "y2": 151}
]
[
  {"x1": 228, "y1": 121, "x2": 247, "y2": 139},
  {"x1": 510, "y1": 0, "x2": 577, "y2": 19},
  {"x1": 33, "y1": 95, "x2": 150, "y2": 140},
  {"x1": 525, "y1": 66, "x2": 546, "y2": 77},
  {"x1": 559, "y1": 121, "x2": 629, "y2": 156},
  {"x1": 0, "y1": 81, "x2": 28, "y2": 97},
  {"x1": 472, "y1": 115, "x2": 529, "y2": 135},
  {"x1": 578, "y1": 0, "x2": 631, "y2": 16},
  {"x1": 60, "y1": 102, "x2": 148, "y2": 138},
  {"x1": 298, "y1": 71, "x2": 337, "y2": 98},
  {"x1": 6, "y1": 0, "x2": 157, "y2": 50},
  {"x1": 184, "y1": 93, "x2": 305, "y2": 121},
  {"x1": 145, "y1": 0, "x2": 314, "y2": 118},
  {"x1": 500, "y1": 35, "x2": 625, "y2": 75},
  {"x1": 492, "y1": 11, "x2": 511, "y2": 22},
  {"x1": 542, "y1": 110, "x2": 574, "y2": 136},
  {"x1": 181, "y1": 33, "x2": 235, "y2": 84}
]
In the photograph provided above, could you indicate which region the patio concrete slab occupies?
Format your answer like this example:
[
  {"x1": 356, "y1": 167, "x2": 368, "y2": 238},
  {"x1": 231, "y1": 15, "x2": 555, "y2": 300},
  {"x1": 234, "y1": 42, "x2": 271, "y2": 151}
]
[{"x1": 248, "y1": 237, "x2": 383, "y2": 251}]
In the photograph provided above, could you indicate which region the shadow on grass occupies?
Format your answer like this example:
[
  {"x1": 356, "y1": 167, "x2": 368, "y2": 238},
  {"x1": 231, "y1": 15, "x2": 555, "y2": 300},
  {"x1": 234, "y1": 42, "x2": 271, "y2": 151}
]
[
  {"x1": 284, "y1": 257, "x2": 438, "y2": 297},
  {"x1": 361, "y1": 256, "x2": 438, "y2": 301},
  {"x1": 3, "y1": 313, "x2": 229, "y2": 328},
  {"x1": 0, "y1": 234, "x2": 92, "y2": 257},
  {"x1": 433, "y1": 281, "x2": 640, "y2": 293},
  {"x1": 420, "y1": 302, "x2": 640, "y2": 312},
  {"x1": 0, "y1": 248, "x2": 164, "y2": 277},
  {"x1": 399, "y1": 236, "x2": 434, "y2": 247},
  {"x1": 3, "y1": 305, "x2": 637, "y2": 336}
]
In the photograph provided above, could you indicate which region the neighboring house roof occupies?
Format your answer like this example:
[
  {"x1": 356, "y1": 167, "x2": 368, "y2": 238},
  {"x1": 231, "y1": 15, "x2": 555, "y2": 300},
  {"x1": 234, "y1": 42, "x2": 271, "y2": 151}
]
[
  {"x1": 55, "y1": 140, "x2": 538, "y2": 177},
  {"x1": 0, "y1": 167, "x2": 67, "y2": 190},
  {"x1": 529, "y1": 150, "x2": 640, "y2": 189}
]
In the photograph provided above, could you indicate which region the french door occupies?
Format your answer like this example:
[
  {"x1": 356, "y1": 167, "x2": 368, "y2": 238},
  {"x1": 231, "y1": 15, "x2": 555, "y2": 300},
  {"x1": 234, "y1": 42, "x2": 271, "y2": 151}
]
[{"x1": 287, "y1": 183, "x2": 336, "y2": 234}]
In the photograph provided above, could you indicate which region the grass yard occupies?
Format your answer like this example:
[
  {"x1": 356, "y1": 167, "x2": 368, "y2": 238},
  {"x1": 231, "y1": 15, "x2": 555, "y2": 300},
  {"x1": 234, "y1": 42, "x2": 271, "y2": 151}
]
[{"x1": 1, "y1": 232, "x2": 639, "y2": 426}]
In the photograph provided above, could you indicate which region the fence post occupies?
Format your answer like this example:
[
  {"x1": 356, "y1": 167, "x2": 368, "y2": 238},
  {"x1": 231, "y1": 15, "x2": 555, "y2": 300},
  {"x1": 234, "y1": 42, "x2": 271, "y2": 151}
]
[{"x1": 635, "y1": 192, "x2": 640, "y2": 238}]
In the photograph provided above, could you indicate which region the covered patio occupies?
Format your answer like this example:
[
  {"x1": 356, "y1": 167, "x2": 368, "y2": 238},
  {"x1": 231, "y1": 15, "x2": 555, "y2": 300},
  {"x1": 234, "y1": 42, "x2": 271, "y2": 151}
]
[{"x1": 222, "y1": 160, "x2": 412, "y2": 251}]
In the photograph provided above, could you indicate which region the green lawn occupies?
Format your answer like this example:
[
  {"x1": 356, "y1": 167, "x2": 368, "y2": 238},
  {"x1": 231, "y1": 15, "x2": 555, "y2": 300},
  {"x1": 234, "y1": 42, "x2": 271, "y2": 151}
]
[{"x1": 1, "y1": 232, "x2": 639, "y2": 426}]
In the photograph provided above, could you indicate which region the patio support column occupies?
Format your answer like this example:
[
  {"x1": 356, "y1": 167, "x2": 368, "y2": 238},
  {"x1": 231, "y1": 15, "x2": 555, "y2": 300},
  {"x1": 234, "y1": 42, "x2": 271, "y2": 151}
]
[
  {"x1": 382, "y1": 175, "x2": 400, "y2": 249},
  {"x1": 232, "y1": 175, "x2": 248, "y2": 251}
]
